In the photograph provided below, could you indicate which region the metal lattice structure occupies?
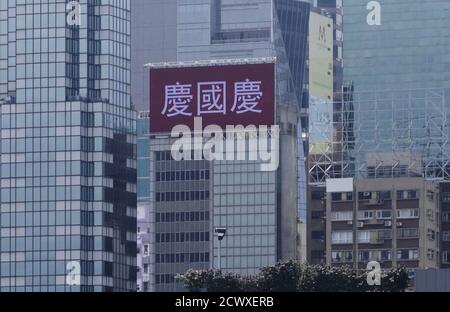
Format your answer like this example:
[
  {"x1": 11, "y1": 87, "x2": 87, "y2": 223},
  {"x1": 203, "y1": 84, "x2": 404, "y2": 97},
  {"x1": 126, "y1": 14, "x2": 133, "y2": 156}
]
[{"x1": 308, "y1": 85, "x2": 450, "y2": 184}]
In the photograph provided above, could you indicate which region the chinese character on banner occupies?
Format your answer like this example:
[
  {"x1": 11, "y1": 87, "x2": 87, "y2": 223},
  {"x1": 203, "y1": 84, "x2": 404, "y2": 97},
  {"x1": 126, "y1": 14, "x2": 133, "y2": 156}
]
[
  {"x1": 161, "y1": 82, "x2": 193, "y2": 117},
  {"x1": 232, "y1": 79, "x2": 263, "y2": 114},
  {"x1": 197, "y1": 81, "x2": 227, "y2": 115}
]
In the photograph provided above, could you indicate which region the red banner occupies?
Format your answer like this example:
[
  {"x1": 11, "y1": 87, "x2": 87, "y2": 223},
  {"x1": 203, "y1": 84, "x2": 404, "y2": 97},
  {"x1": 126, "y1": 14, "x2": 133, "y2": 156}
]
[{"x1": 149, "y1": 63, "x2": 275, "y2": 133}]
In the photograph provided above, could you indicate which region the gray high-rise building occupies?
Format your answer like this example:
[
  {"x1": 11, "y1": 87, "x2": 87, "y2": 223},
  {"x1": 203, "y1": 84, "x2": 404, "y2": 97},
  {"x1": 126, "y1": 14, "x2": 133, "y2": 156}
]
[
  {"x1": 0, "y1": 0, "x2": 136, "y2": 291},
  {"x1": 132, "y1": 0, "x2": 310, "y2": 291},
  {"x1": 132, "y1": 0, "x2": 178, "y2": 292},
  {"x1": 131, "y1": 0, "x2": 177, "y2": 111}
]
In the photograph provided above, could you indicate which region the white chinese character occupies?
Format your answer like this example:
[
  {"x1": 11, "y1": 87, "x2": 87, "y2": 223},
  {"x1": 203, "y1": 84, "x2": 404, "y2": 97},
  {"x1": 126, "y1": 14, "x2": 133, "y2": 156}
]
[
  {"x1": 232, "y1": 79, "x2": 263, "y2": 114},
  {"x1": 162, "y1": 82, "x2": 193, "y2": 117},
  {"x1": 197, "y1": 81, "x2": 226, "y2": 115}
]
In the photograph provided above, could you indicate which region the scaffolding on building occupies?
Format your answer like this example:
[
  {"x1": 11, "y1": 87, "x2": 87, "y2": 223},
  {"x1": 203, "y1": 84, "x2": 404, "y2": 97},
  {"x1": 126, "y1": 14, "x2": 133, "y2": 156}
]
[{"x1": 308, "y1": 85, "x2": 450, "y2": 184}]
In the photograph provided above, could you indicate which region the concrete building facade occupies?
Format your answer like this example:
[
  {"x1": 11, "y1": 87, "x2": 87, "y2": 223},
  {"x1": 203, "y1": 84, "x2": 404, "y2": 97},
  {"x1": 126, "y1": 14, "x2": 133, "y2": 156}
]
[
  {"x1": 439, "y1": 182, "x2": 450, "y2": 268},
  {"x1": 324, "y1": 178, "x2": 440, "y2": 270}
]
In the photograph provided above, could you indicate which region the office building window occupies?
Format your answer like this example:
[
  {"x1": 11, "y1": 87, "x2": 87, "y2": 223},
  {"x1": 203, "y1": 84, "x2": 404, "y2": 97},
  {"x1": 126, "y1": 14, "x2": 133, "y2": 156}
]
[
  {"x1": 442, "y1": 231, "x2": 450, "y2": 242},
  {"x1": 358, "y1": 231, "x2": 370, "y2": 243},
  {"x1": 376, "y1": 210, "x2": 392, "y2": 220},
  {"x1": 397, "y1": 249, "x2": 418, "y2": 260},
  {"x1": 331, "y1": 211, "x2": 353, "y2": 221},
  {"x1": 358, "y1": 250, "x2": 370, "y2": 262},
  {"x1": 443, "y1": 251, "x2": 450, "y2": 263},
  {"x1": 397, "y1": 190, "x2": 419, "y2": 200},
  {"x1": 332, "y1": 251, "x2": 353, "y2": 263},
  {"x1": 332, "y1": 231, "x2": 353, "y2": 244},
  {"x1": 311, "y1": 231, "x2": 324, "y2": 240},
  {"x1": 397, "y1": 228, "x2": 419, "y2": 239},
  {"x1": 397, "y1": 209, "x2": 419, "y2": 219},
  {"x1": 358, "y1": 210, "x2": 374, "y2": 220},
  {"x1": 380, "y1": 250, "x2": 392, "y2": 261},
  {"x1": 442, "y1": 212, "x2": 450, "y2": 222}
]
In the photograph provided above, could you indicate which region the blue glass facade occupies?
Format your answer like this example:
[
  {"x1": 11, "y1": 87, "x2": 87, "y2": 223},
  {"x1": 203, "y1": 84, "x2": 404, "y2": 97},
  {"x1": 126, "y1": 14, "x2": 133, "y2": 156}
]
[
  {"x1": 343, "y1": 0, "x2": 450, "y2": 178},
  {"x1": 0, "y1": 0, "x2": 136, "y2": 291}
]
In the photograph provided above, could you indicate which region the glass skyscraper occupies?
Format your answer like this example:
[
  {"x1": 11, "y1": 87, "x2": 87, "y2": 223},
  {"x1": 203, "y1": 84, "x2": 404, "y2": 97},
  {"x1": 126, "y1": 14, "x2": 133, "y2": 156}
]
[
  {"x1": 343, "y1": 0, "x2": 450, "y2": 179},
  {"x1": 0, "y1": 0, "x2": 136, "y2": 291}
]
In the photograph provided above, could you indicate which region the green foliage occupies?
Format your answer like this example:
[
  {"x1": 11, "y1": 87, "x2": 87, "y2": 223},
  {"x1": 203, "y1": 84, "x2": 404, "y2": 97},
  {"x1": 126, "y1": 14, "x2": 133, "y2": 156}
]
[
  {"x1": 257, "y1": 260, "x2": 304, "y2": 291},
  {"x1": 177, "y1": 261, "x2": 410, "y2": 292},
  {"x1": 176, "y1": 269, "x2": 242, "y2": 292}
]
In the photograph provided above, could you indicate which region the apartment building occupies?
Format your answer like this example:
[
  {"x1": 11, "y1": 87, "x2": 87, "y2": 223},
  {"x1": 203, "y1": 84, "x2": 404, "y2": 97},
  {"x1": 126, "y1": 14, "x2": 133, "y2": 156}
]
[
  {"x1": 439, "y1": 182, "x2": 450, "y2": 268},
  {"x1": 323, "y1": 178, "x2": 440, "y2": 269}
]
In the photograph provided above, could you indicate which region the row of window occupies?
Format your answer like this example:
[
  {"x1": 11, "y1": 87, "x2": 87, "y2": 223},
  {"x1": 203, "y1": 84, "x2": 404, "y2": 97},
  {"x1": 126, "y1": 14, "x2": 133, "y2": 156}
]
[
  {"x1": 156, "y1": 170, "x2": 210, "y2": 182},
  {"x1": 397, "y1": 249, "x2": 419, "y2": 261},
  {"x1": 155, "y1": 151, "x2": 205, "y2": 162},
  {"x1": 156, "y1": 211, "x2": 210, "y2": 223},
  {"x1": 0, "y1": 236, "x2": 99, "y2": 252},
  {"x1": 155, "y1": 252, "x2": 210, "y2": 264},
  {"x1": 331, "y1": 190, "x2": 419, "y2": 202},
  {"x1": 398, "y1": 228, "x2": 419, "y2": 239},
  {"x1": 156, "y1": 232, "x2": 210, "y2": 243},
  {"x1": 332, "y1": 249, "x2": 419, "y2": 262},
  {"x1": 1, "y1": 137, "x2": 102, "y2": 153},
  {"x1": 0, "y1": 260, "x2": 116, "y2": 277},
  {"x1": 397, "y1": 209, "x2": 419, "y2": 219},
  {"x1": 0, "y1": 112, "x2": 99, "y2": 129},
  {"x1": 1, "y1": 162, "x2": 101, "y2": 179},
  {"x1": 331, "y1": 209, "x2": 418, "y2": 221},
  {"x1": 0, "y1": 210, "x2": 100, "y2": 227},
  {"x1": 155, "y1": 191, "x2": 210, "y2": 202},
  {"x1": 358, "y1": 191, "x2": 392, "y2": 201},
  {"x1": 155, "y1": 151, "x2": 174, "y2": 162},
  {"x1": 155, "y1": 274, "x2": 175, "y2": 285},
  {"x1": 332, "y1": 227, "x2": 421, "y2": 245},
  {"x1": 359, "y1": 230, "x2": 391, "y2": 243},
  {"x1": 332, "y1": 250, "x2": 393, "y2": 263}
]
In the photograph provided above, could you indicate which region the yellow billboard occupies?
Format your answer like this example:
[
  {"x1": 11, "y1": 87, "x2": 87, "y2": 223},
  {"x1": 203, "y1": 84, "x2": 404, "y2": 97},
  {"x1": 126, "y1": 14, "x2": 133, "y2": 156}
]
[
  {"x1": 309, "y1": 12, "x2": 333, "y2": 100},
  {"x1": 309, "y1": 12, "x2": 334, "y2": 155}
]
